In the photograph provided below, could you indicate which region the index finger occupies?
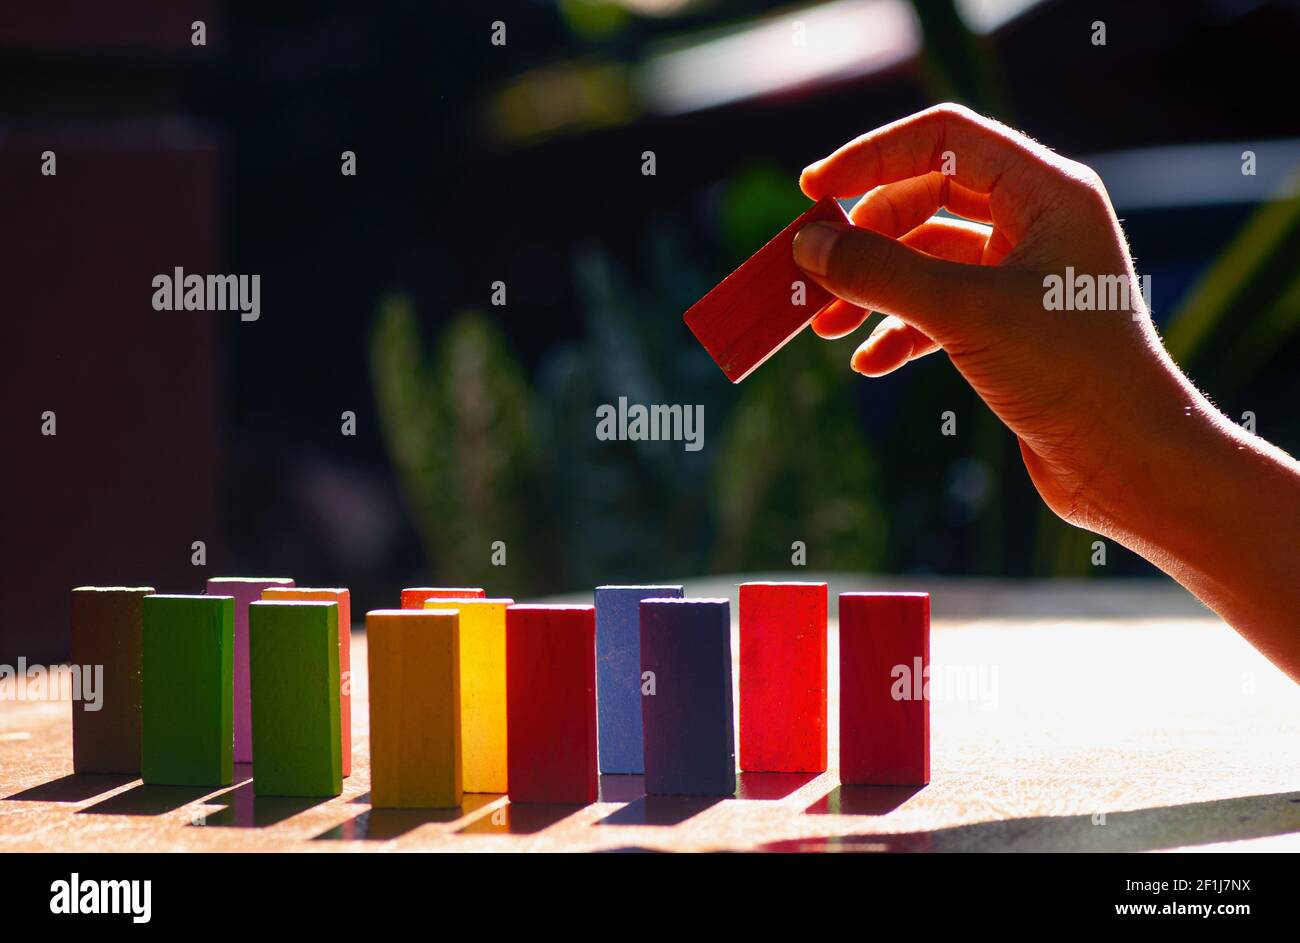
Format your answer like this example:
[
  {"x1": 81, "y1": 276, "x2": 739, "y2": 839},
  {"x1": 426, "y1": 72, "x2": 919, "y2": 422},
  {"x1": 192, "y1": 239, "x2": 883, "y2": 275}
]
[{"x1": 800, "y1": 104, "x2": 1062, "y2": 239}]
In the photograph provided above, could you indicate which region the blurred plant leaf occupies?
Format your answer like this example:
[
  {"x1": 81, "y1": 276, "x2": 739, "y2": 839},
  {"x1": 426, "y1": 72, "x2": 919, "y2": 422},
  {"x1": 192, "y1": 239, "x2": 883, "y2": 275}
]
[
  {"x1": 720, "y1": 165, "x2": 815, "y2": 262},
  {"x1": 711, "y1": 331, "x2": 885, "y2": 572},
  {"x1": 1165, "y1": 173, "x2": 1300, "y2": 384},
  {"x1": 533, "y1": 233, "x2": 721, "y2": 586},
  {"x1": 370, "y1": 295, "x2": 542, "y2": 591},
  {"x1": 559, "y1": 0, "x2": 630, "y2": 40},
  {"x1": 911, "y1": 0, "x2": 1007, "y2": 115}
]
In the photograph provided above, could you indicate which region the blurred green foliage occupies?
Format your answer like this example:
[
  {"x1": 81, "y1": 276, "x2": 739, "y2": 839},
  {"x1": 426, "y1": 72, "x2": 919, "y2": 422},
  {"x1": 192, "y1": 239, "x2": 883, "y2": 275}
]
[
  {"x1": 1165, "y1": 170, "x2": 1300, "y2": 386},
  {"x1": 559, "y1": 0, "x2": 630, "y2": 40},
  {"x1": 719, "y1": 165, "x2": 812, "y2": 260},
  {"x1": 370, "y1": 297, "x2": 546, "y2": 591},
  {"x1": 369, "y1": 166, "x2": 889, "y2": 592},
  {"x1": 911, "y1": 0, "x2": 1006, "y2": 114},
  {"x1": 711, "y1": 330, "x2": 884, "y2": 573}
]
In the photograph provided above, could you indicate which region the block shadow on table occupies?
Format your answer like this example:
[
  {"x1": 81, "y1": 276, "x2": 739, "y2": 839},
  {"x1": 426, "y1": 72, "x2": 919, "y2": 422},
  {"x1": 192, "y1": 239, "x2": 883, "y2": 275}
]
[
  {"x1": 76, "y1": 762, "x2": 254, "y2": 817},
  {"x1": 316, "y1": 794, "x2": 501, "y2": 841},
  {"x1": 599, "y1": 795, "x2": 722, "y2": 826},
  {"x1": 736, "y1": 772, "x2": 820, "y2": 801},
  {"x1": 594, "y1": 773, "x2": 817, "y2": 824},
  {"x1": 78, "y1": 782, "x2": 222, "y2": 816},
  {"x1": 194, "y1": 781, "x2": 331, "y2": 828},
  {"x1": 770, "y1": 790, "x2": 1300, "y2": 852},
  {"x1": 4, "y1": 773, "x2": 136, "y2": 803},
  {"x1": 597, "y1": 774, "x2": 719, "y2": 827},
  {"x1": 806, "y1": 784, "x2": 927, "y2": 816},
  {"x1": 458, "y1": 801, "x2": 586, "y2": 835}
]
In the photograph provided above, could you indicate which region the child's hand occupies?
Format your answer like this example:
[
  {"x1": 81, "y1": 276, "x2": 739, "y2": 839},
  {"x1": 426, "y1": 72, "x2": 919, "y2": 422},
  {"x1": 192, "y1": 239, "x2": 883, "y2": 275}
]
[
  {"x1": 792, "y1": 103, "x2": 1180, "y2": 534},
  {"x1": 792, "y1": 104, "x2": 1300, "y2": 676}
]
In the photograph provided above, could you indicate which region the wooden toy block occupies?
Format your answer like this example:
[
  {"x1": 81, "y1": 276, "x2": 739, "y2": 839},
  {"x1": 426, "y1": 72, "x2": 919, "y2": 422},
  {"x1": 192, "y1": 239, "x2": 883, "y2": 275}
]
[
  {"x1": 400, "y1": 587, "x2": 485, "y2": 609},
  {"x1": 422, "y1": 597, "x2": 513, "y2": 793},
  {"x1": 683, "y1": 196, "x2": 849, "y2": 383},
  {"x1": 505, "y1": 605, "x2": 597, "y2": 804},
  {"x1": 247, "y1": 601, "x2": 342, "y2": 796},
  {"x1": 261, "y1": 587, "x2": 352, "y2": 777},
  {"x1": 141, "y1": 594, "x2": 234, "y2": 787},
  {"x1": 639, "y1": 598, "x2": 736, "y2": 796},
  {"x1": 366, "y1": 609, "x2": 462, "y2": 808},
  {"x1": 69, "y1": 586, "x2": 155, "y2": 775},
  {"x1": 594, "y1": 584, "x2": 684, "y2": 774},
  {"x1": 739, "y1": 581, "x2": 828, "y2": 773},
  {"x1": 206, "y1": 577, "x2": 294, "y2": 764},
  {"x1": 839, "y1": 592, "x2": 930, "y2": 786}
]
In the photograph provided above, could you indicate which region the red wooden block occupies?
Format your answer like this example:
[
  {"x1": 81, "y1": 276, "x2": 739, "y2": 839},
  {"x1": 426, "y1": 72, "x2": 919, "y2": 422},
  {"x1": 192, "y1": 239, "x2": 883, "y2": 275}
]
[
  {"x1": 739, "y1": 582, "x2": 827, "y2": 773},
  {"x1": 839, "y1": 592, "x2": 930, "y2": 785},
  {"x1": 505, "y1": 605, "x2": 598, "y2": 804},
  {"x1": 400, "y1": 587, "x2": 485, "y2": 609},
  {"x1": 683, "y1": 196, "x2": 849, "y2": 383}
]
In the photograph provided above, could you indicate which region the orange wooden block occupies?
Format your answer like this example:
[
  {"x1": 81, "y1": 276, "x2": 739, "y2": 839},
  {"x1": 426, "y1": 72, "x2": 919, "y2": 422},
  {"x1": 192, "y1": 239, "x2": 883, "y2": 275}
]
[{"x1": 366, "y1": 609, "x2": 462, "y2": 808}]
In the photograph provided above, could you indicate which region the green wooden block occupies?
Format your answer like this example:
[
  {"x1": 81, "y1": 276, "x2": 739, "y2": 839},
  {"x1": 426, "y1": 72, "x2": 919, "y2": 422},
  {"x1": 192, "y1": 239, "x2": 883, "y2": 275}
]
[
  {"x1": 141, "y1": 595, "x2": 234, "y2": 786},
  {"x1": 248, "y1": 601, "x2": 342, "y2": 797}
]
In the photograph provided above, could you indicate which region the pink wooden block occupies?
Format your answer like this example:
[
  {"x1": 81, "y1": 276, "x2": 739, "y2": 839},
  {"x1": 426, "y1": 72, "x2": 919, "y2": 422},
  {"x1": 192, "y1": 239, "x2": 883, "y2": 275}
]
[{"x1": 207, "y1": 577, "x2": 294, "y2": 764}]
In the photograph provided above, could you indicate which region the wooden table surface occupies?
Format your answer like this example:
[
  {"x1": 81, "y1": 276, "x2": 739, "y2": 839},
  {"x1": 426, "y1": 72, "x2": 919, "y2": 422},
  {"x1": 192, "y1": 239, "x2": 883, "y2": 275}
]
[{"x1": 4, "y1": 577, "x2": 1300, "y2": 852}]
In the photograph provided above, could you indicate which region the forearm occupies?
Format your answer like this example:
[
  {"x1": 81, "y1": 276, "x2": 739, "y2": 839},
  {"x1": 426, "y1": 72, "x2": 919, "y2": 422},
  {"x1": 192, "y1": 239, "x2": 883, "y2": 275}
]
[{"x1": 1099, "y1": 370, "x2": 1300, "y2": 680}]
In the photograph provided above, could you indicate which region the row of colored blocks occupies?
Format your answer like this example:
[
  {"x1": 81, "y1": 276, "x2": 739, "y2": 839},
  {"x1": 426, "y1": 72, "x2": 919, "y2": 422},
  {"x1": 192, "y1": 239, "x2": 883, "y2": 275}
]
[
  {"x1": 593, "y1": 584, "x2": 930, "y2": 794},
  {"x1": 69, "y1": 580, "x2": 929, "y2": 805},
  {"x1": 71, "y1": 579, "x2": 352, "y2": 795}
]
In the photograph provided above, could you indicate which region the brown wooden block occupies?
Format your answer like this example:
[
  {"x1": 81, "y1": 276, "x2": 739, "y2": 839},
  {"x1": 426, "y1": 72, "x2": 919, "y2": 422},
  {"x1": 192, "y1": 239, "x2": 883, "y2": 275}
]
[{"x1": 70, "y1": 586, "x2": 155, "y2": 774}]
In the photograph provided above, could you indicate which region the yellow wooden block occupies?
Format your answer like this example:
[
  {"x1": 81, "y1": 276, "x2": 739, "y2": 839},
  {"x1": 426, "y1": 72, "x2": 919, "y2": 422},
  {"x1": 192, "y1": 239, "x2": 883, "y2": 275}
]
[
  {"x1": 366, "y1": 609, "x2": 461, "y2": 808},
  {"x1": 424, "y1": 597, "x2": 512, "y2": 793}
]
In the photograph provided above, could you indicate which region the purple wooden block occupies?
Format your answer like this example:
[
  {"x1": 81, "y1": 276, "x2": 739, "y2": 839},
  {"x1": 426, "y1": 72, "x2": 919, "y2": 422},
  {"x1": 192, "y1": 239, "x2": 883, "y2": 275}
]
[
  {"x1": 639, "y1": 598, "x2": 736, "y2": 796},
  {"x1": 206, "y1": 577, "x2": 293, "y2": 764}
]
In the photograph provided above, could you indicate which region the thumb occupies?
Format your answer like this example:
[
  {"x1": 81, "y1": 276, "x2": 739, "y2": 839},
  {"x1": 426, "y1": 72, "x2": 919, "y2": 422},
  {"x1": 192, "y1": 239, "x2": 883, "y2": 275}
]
[{"x1": 792, "y1": 220, "x2": 1001, "y2": 344}]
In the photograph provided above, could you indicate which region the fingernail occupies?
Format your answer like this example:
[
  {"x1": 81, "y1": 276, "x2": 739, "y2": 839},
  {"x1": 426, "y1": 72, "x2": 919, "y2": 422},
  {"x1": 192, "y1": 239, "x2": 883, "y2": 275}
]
[{"x1": 793, "y1": 221, "x2": 842, "y2": 277}]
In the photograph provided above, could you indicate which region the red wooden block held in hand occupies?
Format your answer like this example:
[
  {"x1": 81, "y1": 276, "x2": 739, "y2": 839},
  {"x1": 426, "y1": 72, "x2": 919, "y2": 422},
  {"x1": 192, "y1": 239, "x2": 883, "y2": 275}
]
[{"x1": 684, "y1": 196, "x2": 848, "y2": 382}]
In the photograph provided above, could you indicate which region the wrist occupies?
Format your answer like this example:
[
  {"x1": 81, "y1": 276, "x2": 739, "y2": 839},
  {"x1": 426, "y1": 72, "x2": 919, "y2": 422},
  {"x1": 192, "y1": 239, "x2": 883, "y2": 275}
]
[
  {"x1": 1081, "y1": 350, "x2": 1209, "y2": 545},
  {"x1": 1094, "y1": 366, "x2": 1300, "y2": 675}
]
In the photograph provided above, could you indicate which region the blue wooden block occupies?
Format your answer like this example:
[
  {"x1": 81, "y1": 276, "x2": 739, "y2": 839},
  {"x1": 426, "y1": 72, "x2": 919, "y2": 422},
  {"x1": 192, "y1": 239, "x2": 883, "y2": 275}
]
[
  {"x1": 639, "y1": 598, "x2": 736, "y2": 796},
  {"x1": 595, "y1": 584, "x2": 683, "y2": 774}
]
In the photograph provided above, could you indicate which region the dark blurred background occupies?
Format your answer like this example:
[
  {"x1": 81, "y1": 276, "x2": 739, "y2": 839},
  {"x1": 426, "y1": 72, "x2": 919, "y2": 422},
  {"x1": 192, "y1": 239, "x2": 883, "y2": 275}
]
[{"x1": 4, "y1": 0, "x2": 1299, "y2": 660}]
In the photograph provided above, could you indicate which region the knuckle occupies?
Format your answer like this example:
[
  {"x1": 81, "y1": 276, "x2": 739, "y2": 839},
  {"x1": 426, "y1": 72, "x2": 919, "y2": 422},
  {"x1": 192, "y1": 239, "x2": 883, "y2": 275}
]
[
  {"x1": 1060, "y1": 157, "x2": 1103, "y2": 190},
  {"x1": 1047, "y1": 158, "x2": 1115, "y2": 216},
  {"x1": 927, "y1": 101, "x2": 976, "y2": 122}
]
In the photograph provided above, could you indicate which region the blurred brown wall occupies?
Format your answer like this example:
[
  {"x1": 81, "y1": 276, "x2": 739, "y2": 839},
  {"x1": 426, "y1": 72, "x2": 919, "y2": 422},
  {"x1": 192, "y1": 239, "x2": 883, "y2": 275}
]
[{"x1": 1, "y1": 2, "x2": 225, "y2": 662}]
